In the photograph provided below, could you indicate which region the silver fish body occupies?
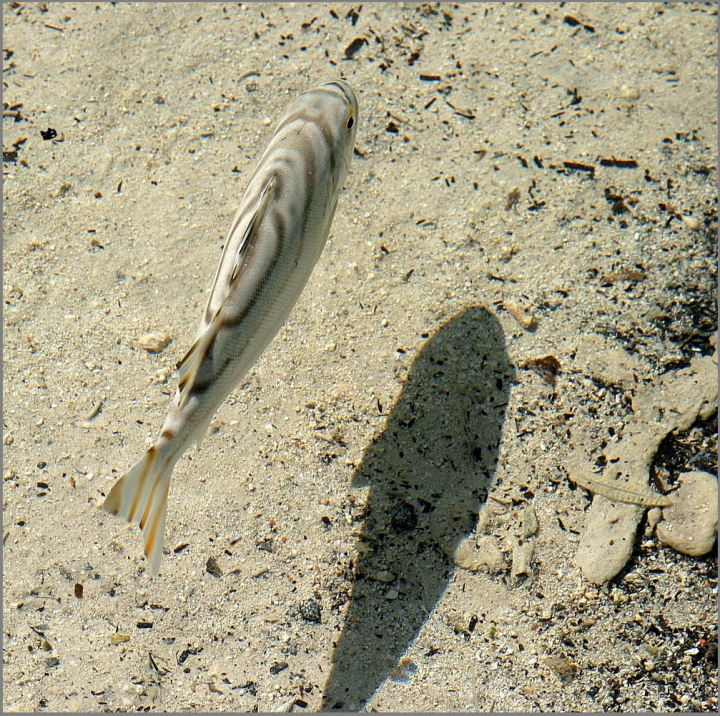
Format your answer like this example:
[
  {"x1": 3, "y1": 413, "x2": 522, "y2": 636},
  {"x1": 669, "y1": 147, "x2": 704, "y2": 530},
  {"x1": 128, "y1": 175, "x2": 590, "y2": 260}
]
[{"x1": 104, "y1": 80, "x2": 358, "y2": 575}]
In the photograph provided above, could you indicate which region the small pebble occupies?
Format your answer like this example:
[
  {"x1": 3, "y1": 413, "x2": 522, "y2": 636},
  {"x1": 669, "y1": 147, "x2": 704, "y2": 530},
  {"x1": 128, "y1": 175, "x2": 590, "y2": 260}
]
[
  {"x1": 298, "y1": 599, "x2": 321, "y2": 623},
  {"x1": 645, "y1": 506, "x2": 663, "y2": 537},
  {"x1": 154, "y1": 368, "x2": 171, "y2": 383},
  {"x1": 619, "y1": 84, "x2": 642, "y2": 100},
  {"x1": 138, "y1": 332, "x2": 173, "y2": 353},
  {"x1": 453, "y1": 535, "x2": 504, "y2": 572}
]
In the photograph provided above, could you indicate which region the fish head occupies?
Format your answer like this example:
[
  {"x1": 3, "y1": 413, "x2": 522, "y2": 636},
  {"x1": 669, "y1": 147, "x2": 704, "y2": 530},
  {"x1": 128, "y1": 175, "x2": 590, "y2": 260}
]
[{"x1": 293, "y1": 79, "x2": 359, "y2": 181}]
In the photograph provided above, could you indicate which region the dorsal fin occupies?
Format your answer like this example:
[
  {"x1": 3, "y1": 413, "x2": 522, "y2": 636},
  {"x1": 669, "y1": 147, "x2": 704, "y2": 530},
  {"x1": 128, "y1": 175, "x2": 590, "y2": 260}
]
[
  {"x1": 230, "y1": 174, "x2": 275, "y2": 284},
  {"x1": 175, "y1": 176, "x2": 275, "y2": 409},
  {"x1": 200, "y1": 175, "x2": 276, "y2": 333}
]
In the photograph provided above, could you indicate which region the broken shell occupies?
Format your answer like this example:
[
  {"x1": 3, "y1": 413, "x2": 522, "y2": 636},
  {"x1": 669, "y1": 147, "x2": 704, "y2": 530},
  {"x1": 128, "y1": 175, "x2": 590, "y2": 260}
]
[
  {"x1": 521, "y1": 505, "x2": 539, "y2": 538},
  {"x1": 504, "y1": 299, "x2": 536, "y2": 330},
  {"x1": 511, "y1": 540, "x2": 535, "y2": 581}
]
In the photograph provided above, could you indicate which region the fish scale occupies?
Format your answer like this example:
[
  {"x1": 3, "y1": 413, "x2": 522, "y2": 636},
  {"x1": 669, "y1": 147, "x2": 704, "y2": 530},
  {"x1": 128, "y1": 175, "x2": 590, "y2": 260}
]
[{"x1": 103, "y1": 80, "x2": 359, "y2": 575}]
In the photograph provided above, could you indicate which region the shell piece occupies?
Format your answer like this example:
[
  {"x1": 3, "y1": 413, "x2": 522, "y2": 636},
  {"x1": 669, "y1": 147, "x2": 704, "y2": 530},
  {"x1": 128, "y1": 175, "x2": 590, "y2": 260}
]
[{"x1": 504, "y1": 299, "x2": 536, "y2": 329}]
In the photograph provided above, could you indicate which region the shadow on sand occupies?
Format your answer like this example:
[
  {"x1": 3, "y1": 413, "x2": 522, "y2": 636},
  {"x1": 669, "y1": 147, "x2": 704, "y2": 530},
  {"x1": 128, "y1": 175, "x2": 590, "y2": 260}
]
[{"x1": 321, "y1": 305, "x2": 513, "y2": 710}]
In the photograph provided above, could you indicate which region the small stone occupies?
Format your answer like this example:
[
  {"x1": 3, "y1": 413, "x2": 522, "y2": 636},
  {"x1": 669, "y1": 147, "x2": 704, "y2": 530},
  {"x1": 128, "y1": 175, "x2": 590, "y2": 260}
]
[
  {"x1": 619, "y1": 85, "x2": 642, "y2": 100},
  {"x1": 138, "y1": 332, "x2": 172, "y2": 353},
  {"x1": 575, "y1": 499, "x2": 645, "y2": 584},
  {"x1": 657, "y1": 471, "x2": 718, "y2": 556},
  {"x1": 390, "y1": 500, "x2": 418, "y2": 531},
  {"x1": 298, "y1": 599, "x2": 321, "y2": 624},
  {"x1": 355, "y1": 539, "x2": 375, "y2": 554},
  {"x1": 269, "y1": 661, "x2": 288, "y2": 676},
  {"x1": 374, "y1": 570, "x2": 395, "y2": 583},
  {"x1": 154, "y1": 367, "x2": 171, "y2": 383},
  {"x1": 385, "y1": 589, "x2": 399, "y2": 600},
  {"x1": 453, "y1": 535, "x2": 504, "y2": 572},
  {"x1": 110, "y1": 633, "x2": 131, "y2": 645},
  {"x1": 645, "y1": 506, "x2": 663, "y2": 537}
]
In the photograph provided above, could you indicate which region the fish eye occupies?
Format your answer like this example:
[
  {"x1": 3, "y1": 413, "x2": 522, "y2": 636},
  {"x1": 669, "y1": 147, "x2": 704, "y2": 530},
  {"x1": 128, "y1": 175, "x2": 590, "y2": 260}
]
[{"x1": 346, "y1": 113, "x2": 355, "y2": 130}]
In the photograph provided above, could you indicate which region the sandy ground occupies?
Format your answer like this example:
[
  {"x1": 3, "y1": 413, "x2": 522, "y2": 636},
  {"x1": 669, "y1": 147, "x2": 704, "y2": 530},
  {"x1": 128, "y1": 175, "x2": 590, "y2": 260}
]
[{"x1": 3, "y1": 2, "x2": 718, "y2": 712}]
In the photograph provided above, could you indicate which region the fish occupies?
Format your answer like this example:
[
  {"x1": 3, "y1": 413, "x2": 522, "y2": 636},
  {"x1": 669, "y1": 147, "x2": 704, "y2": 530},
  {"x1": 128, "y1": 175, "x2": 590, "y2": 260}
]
[{"x1": 103, "y1": 80, "x2": 359, "y2": 575}]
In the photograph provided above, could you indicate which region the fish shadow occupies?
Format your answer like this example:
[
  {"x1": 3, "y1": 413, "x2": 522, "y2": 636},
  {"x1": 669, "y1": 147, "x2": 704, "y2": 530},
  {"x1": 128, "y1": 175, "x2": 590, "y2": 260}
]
[{"x1": 321, "y1": 305, "x2": 513, "y2": 710}]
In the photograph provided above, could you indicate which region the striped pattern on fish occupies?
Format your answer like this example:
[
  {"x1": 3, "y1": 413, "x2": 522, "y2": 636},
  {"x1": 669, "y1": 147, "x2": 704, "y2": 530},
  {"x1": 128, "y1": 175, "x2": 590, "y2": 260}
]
[{"x1": 103, "y1": 80, "x2": 358, "y2": 575}]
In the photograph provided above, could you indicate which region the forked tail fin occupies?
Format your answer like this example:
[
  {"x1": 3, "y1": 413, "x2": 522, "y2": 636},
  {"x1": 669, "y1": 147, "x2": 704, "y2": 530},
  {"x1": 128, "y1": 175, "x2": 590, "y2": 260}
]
[{"x1": 103, "y1": 445, "x2": 175, "y2": 576}]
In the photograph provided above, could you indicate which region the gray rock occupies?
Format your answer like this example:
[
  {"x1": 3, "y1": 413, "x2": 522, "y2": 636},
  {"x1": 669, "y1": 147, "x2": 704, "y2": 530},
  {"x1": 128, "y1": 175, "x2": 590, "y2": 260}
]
[
  {"x1": 572, "y1": 353, "x2": 718, "y2": 584},
  {"x1": 657, "y1": 471, "x2": 718, "y2": 556},
  {"x1": 575, "y1": 498, "x2": 645, "y2": 585}
]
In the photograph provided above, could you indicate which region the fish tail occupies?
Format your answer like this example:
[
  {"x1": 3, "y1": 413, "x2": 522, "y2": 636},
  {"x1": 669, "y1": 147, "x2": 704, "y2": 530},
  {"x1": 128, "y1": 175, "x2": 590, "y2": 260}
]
[{"x1": 103, "y1": 444, "x2": 176, "y2": 576}]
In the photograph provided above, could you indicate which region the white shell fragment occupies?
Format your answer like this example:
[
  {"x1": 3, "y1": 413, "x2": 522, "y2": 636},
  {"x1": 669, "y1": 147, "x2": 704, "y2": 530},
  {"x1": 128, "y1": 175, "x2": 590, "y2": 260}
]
[
  {"x1": 511, "y1": 540, "x2": 535, "y2": 581},
  {"x1": 504, "y1": 299, "x2": 536, "y2": 329},
  {"x1": 521, "y1": 505, "x2": 539, "y2": 538},
  {"x1": 681, "y1": 215, "x2": 701, "y2": 231}
]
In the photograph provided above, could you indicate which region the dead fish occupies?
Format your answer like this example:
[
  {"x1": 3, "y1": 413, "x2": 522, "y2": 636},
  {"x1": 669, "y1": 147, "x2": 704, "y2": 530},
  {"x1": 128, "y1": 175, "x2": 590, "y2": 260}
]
[{"x1": 103, "y1": 80, "x2": 359, "y2": 575}]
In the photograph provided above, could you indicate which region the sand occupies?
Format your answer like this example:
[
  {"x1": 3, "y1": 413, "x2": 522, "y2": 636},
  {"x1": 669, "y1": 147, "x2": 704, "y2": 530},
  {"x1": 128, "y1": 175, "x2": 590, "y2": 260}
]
[{"x1": 3, "y1": 2, "x2": 717, "y2": 712}]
